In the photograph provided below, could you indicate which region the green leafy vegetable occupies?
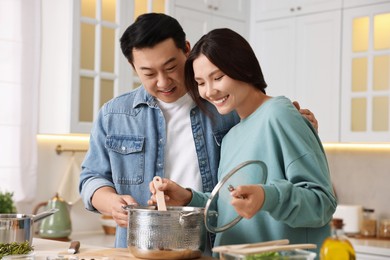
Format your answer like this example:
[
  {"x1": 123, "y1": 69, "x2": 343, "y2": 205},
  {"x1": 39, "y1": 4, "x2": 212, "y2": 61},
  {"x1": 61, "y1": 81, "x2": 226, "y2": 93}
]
[
  {"x1": 245, "y1": 251, "x2": 280, "y2": 260},
  {"x1": 0, "y1": 191, "x2": 17, "y2": 214},
  {"x1": 0, "y1": 241, "x2": 34, "y2": 258}
]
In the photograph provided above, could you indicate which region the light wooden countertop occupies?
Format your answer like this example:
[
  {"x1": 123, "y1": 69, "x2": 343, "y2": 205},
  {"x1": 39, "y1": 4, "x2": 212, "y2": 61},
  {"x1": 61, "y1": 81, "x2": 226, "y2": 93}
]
[{"x1": 32, "y1": 237, "x2": 214, "y2": 260}]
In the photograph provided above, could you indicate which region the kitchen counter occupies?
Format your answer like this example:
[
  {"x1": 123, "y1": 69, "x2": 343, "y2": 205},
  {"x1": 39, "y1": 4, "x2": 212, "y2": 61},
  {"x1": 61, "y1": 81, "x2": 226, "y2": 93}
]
[
  {"x1": 350, "y1": 238, "x2": 390, "y2": 258},
  {"x1": 32, "y1": 238, "x2": 105, "y2": 259},
  {"x1": 31, "y1": 237, "x2": 214, "y2": 260}
]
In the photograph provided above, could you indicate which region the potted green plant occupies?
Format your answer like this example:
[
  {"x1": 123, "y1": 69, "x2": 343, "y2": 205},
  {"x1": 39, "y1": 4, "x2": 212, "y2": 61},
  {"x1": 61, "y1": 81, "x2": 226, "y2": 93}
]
[{"x1": 0, "y1": 191, "x2": 17, "y2": 214}]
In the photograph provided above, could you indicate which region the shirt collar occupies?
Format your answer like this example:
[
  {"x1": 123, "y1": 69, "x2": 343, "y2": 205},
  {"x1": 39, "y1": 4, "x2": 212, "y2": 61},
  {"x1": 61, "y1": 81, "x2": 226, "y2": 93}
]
[{"x1": 133, "y1": 85, "x2": 158, "y2": 108}]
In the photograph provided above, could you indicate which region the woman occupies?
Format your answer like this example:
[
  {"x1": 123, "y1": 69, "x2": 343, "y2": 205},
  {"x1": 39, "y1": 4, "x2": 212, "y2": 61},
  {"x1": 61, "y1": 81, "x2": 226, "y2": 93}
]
[{"x1": 149, "y1": 28, "x2": 337, "y2": 256}]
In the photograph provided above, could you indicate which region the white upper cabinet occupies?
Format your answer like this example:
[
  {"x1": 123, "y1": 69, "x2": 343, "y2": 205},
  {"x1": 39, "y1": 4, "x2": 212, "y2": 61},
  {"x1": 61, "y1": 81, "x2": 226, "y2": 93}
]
[
  {"x1": 173, "y1": 0, "x2": 248, "y2": 21},
  {"x1": 343, "y1": 0, "x2": 390, "y2": 9},
  {"x1": 251, "y1": 10, "x2": 342, "y2": 142},
  {"x1": 341, "y1": 3, "x2": 390, "y2": 142},
  {"x1": 251, "y1": 0, "x2": 342, "y2": 21},
  {"x1": 39, "y1": 0, "x2": 133, "y2": 134},
  {"x1": 168, "y1": 0, "x2": 249, "y2": 45}
]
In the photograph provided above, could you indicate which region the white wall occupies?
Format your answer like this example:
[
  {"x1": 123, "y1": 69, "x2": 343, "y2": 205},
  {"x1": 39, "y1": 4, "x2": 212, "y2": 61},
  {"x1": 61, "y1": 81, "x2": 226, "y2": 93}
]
[
  {"x1": 17, "y1": 137, "x2": 102, "y2": 239},
  {"x1": 326, "y1": 149, "x2": 390, "y2": 220}
]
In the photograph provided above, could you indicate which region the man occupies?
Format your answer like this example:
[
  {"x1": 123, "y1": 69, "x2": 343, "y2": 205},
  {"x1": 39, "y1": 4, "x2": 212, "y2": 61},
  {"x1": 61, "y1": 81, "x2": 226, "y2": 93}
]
[{"x1": 79, "y1": 13, "x2": 318, "y2": 248}]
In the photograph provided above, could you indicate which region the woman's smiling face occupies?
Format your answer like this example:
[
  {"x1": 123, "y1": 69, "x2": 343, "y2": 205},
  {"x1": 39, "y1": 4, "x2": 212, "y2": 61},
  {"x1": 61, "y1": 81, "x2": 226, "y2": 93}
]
[{"x1": 193, "y1": 54, "x2": 257, "y2": 118}]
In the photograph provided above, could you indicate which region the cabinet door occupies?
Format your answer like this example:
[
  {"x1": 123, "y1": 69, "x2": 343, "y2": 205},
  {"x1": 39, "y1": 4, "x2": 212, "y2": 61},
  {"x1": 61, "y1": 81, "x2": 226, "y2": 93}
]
[
  {"x1": 252, "y1": 11, "x2": 341, "y2": 142},
  {"x1": 173, "y1": 0, "x2": 210, "y2": 13},
  {"x1": 210, "y1": 16, "x2": 248, "y2": 39},
  {"x1": 343, "y1": 0, "x2": 389, "y2": 8},
  {"x1": 251, "y1": 0, "x2": 342, "y2": 21},
  {"x1": 173, "y1": 6, "x2": 248, "y2": 46},
  {"x1": 173, "y1": 7, "x2": 209, "y2": 46},
  {"x1": 341, "y1": 3, "x2": 390, "y2": 142},
  {"x1": 295, "y1": 11, "x2": 341, "y2": 142},
  {"x1": 173, "y1": 0, "x2": 248, "y2": 21},
  {"x1": 212, "y1": 0, "x2": 249, "y2": 21},
  {"x1": 251, "y1": 18, "x2": 296, "y2": 99}
]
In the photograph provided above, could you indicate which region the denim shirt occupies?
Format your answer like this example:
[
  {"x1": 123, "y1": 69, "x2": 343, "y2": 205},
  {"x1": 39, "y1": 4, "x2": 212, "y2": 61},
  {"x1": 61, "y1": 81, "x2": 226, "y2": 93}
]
[{"x1": 79, "y1": 86, "x2": 239, "y2": 248}]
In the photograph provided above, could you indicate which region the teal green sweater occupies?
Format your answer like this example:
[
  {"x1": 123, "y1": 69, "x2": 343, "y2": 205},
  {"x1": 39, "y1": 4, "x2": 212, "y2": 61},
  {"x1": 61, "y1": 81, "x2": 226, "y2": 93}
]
[{"x1": 189, "y1": 96, "x2": 337, "y2": 258}]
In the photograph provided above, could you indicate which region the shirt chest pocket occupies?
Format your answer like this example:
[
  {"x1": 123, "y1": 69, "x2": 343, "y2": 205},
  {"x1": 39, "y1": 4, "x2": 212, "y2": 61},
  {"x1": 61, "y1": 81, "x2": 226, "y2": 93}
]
[
  {"x1": 105, "y1": 135, "x2": 145, "y2": 185},
  {"x1": 106, "y1": 135, "x2": 144, "y2": 154}
]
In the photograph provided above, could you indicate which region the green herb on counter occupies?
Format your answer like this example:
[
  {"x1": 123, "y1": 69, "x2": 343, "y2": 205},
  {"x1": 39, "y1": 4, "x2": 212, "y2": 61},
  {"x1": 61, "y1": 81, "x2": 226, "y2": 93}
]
[
  {"x1": 0, "y1": 191, "x2": 17, "y2": 214},
  {"x1": 245, "y1": 251, "x2": 280, "y2": 260},
  {"x1": 0, "y1": 241, "x2": 34, "y2": 258}
]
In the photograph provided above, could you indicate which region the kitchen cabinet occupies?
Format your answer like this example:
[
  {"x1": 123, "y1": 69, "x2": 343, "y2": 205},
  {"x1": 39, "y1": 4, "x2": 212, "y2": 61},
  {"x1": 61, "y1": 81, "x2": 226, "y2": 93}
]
[
  {"x1": 168, "y1": 0, "x2": 249, "y2": 45},
  {"x1": 251, "y1": 10, "x2": 341, "y2": 142},
  {"x1": 340, "y1": 3, "x2": 390, "y2": 142},
  {"x1": 39, "y1": 0, "x2": 134, "y2": 134},
  {"x1": 343, "y1": 0, "x2": 389, "y2": 9},
  {"x1": 250, "y1": 0, "x2": 342, "y2": 21}
]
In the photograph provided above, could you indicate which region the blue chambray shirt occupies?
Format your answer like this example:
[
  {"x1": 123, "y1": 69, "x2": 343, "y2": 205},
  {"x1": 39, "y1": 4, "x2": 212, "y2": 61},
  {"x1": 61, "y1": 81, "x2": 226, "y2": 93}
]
[{"x1": 79, "y1": 85, "x2": 239, "y2": 248}]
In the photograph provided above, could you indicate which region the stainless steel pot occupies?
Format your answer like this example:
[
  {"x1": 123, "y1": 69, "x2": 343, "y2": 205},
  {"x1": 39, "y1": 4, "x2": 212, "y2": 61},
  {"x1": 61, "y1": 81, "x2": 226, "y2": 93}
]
[
  {"x1": 0, "y1": 208, "x2": 58, "y2": 245},
  {"x1": 124, "y1": 205, "x2": 205, "y2": 259}
]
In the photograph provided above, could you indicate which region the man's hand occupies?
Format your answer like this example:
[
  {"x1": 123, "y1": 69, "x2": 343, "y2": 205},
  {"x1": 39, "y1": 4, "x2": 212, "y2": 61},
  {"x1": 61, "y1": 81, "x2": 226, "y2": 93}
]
[
  {"x1": 293, "y1": 101, "x2": 318, "y2": 132},
  {"x1": 91, "y1": 186, "x2": 138, "y2": 228}
]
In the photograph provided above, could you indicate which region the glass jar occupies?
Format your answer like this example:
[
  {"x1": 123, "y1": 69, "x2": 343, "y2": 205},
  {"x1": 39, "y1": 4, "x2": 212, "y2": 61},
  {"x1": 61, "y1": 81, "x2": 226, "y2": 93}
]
[
  {"x1": 378, "y1": 219, "x2": 390, "y2": 238},
  {"x1": 360, "y1": 208, "x2": 377, "y2": 237}
]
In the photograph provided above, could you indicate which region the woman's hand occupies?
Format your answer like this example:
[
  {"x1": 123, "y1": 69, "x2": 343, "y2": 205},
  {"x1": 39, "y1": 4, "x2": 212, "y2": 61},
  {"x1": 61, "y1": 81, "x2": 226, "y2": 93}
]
[
  {"x1": 293, "y1": 101, "x2": 319, "y2": 132},
  {"x1": 148, "y1": 178, "x2": 193, "y2": 206},
  {"x1": 230, "y1": 185, "x2": 265, "y2": 219}
]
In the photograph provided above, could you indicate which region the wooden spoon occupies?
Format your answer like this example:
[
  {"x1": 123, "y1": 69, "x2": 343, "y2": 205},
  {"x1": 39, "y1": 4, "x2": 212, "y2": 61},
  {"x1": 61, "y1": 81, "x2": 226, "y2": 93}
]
[
  {"x1": 153, "y1": 176, "x2": 167, "y2": 211},
  {"x1": 227, "y1": 243, "x2": 317, "y2": 255},
  {"x1": 212, "y1": 239, "x2": 290, "y2": 253}
]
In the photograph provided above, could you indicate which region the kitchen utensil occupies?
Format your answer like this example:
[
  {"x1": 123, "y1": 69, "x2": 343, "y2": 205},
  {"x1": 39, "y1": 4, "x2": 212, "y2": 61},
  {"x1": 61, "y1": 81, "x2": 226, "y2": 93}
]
[
  {"x1": 68, "y1": 241, "x2": 80, "y2": 254},
  {"x1": 0, "y1": 208, "x2": 58, "y2": 245},
  {"x1": 124, "y1": 205, "x2": 205, "y2": 259},
  {"x1": 204, "y1": 160, "x2": 267, "y2": 233},
  {"x1": 33, "y1": 193, "x2": 72, "y2": 239},
  {"x1": 212, "y1": 239, "x2": 289, "y2": 253},
  {"x1": 226, "y1": 243, "x2": 316, "y2": 255},
  {"x1": 220, "y1": 249, "x2": 316, "y2": 260},
  {"x1": 152, "y1": 176, "x2": 167, "y2": 211}
]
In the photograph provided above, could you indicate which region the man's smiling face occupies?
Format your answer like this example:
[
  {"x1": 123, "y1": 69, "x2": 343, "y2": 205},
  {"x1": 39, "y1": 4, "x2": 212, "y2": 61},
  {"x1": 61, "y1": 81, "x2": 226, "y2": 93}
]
[{"x1": 132, "y1": 38, "x2": 189, "y2": 103}]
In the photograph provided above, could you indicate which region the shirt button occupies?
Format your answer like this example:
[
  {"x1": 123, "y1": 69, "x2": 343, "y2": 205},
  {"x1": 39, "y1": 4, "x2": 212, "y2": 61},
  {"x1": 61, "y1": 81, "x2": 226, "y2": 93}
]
[{"x1": 121, "y1": 146, "x2": 126, "y2": 151}]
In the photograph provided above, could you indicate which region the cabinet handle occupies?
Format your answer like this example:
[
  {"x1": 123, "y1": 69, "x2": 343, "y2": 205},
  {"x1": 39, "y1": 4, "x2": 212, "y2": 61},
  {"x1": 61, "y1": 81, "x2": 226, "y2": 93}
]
[
  {"x1": 290, "y1": 7, "x2": 295, "y2": 12},
  {"x1": 208, "y1": 4, "x2": 213, "y2": 9},
  {"x1": 213, "y1": 6, "x2": 218, "y2": 11},
  {"x1": 297, "y1": 6, "x2": 301, "y2": 11}
]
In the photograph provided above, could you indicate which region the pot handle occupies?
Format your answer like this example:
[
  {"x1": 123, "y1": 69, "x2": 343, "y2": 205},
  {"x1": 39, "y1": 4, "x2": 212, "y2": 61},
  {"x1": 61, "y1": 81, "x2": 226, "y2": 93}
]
[
  {"x1": 32, "y1": 208, "x2": 59, "y2": 222},
  {"x1": 179, "y1": 211, "x2": 201, "y2": 225}
]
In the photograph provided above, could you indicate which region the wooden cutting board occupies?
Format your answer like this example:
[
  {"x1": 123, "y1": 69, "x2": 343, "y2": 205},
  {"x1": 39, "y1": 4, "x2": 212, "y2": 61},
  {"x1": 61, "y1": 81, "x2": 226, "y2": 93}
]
[{"x1": 64, "y1": 248, "x2": 215, "y2": 260}]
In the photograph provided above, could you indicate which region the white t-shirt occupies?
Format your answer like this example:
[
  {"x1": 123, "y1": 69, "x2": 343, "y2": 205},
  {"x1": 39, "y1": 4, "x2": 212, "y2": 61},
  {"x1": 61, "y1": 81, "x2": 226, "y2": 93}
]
[{"x1": 156, "y1": 93, "x2": 203, "y2": 192}]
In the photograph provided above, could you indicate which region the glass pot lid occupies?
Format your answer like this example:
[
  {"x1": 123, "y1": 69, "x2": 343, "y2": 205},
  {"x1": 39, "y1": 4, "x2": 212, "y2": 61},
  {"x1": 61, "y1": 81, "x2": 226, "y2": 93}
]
[{"x1": 204, "y1": 160, "x2": 267, "y2": 233}]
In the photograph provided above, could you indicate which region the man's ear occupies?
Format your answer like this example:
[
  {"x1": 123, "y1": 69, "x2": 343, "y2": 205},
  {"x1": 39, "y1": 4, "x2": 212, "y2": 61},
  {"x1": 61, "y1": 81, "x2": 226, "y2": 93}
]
[
  {"x1": 185, "y1": 41, "x2": 191, "y2": 56},
  {"x1": 129, "y1": 60, "x2": 135, "y2": 70}
]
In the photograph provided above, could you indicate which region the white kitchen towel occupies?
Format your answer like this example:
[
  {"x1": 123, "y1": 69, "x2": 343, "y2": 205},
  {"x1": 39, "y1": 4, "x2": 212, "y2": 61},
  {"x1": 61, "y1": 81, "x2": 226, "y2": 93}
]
[{"x1": 57, "y1": 156, "x2": 81, "y2": 205}]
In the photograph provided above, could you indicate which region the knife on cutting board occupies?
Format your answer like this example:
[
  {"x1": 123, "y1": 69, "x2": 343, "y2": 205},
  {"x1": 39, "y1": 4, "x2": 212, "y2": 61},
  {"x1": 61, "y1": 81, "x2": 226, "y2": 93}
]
[{"x1": 68, "y1": 241, "x2": 80, "y2": 254}]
